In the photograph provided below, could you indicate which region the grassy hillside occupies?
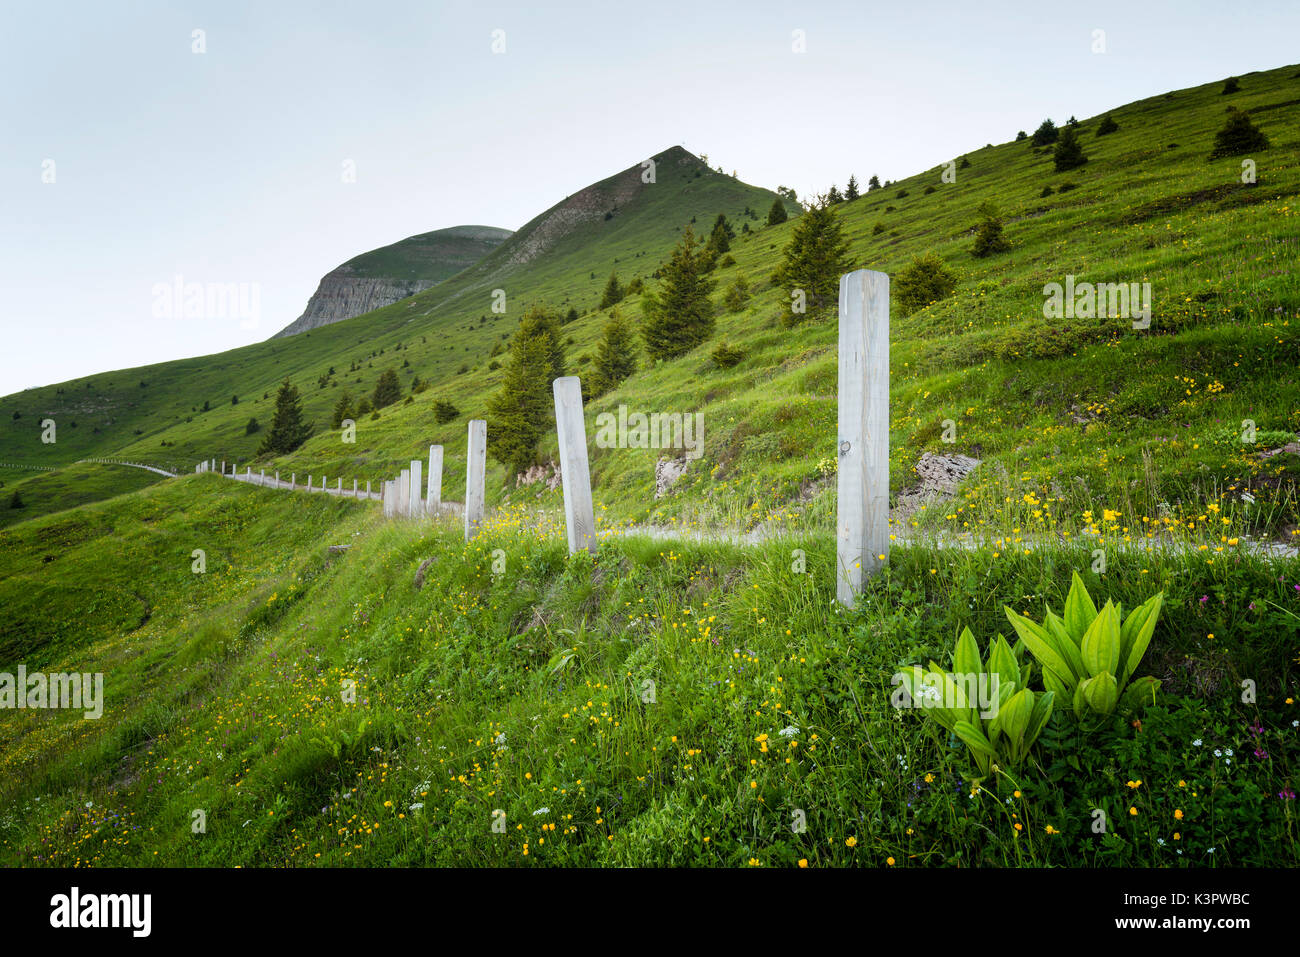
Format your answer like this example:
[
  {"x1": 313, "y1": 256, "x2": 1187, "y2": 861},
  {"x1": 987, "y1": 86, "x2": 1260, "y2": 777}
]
[
  {"x1": 9, "y1": 68, "x2": 1295, "y2": 548},
  {"x1": 214, "y1": 64, "x2": 1300, "y2": 548},
  {"x1": 2, "y1": 478, "x2": 1296, "y2": 866},
  {"x1": 0, "y1": 147, "x2": 782, "y2": 479}
]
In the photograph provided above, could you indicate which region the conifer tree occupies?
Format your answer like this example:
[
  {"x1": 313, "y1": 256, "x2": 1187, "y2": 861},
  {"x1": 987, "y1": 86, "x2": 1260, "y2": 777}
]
[
  {"x1": 641, "y1": 225, "x2": 716, "y2": 360},
  {"x1": 772, "y1": 197, "x2": 852, "y2": 326},
  {"x1": 1053, "y1": 125, "x2": 1088, "y2": 172},
  {"x1": 894, "y1": 253, "x2": 957, "y2": 314},
  {"x1": 706, "y1": 213, "x2": 733, "y2": 258},
  {"x1": 512, "y1": 304, "x2": 565, "y2": 382},
  {"x1": 599, "y1": 270, "x2": 624, "y2": 309},
  {"x1": 766, "y1": 197, "x2": 788, "y2": 225},
  {"x1": 331, "y1": 391, "x2": 353, "y2": 429},
  {"x1": 845, "y1": 175, "x2": 860, "y2": 201},
  {"x1": 868, "y1": 174, "x2": 881, "y2": 191},
  {"x1": 1031, "y1": 118, "x2": 1059, "y2": 147},
  {"x1": 257, "y1": 379, "x2": 313, "y2": 455},
  {"x1": 1210, "y1": 108, "x2": 1269, "y2": 157},
  {"x1": 971, "y1": 202, "x2": 1011, "y2": 257},
  {"x1": 486, "y1": 305, "x2": 565, "y2": 476},
  {"x1": 723, "y1": 273, "x2": 751, "y2": 312},
  {"x1": 589, "y1": 309, "x2": 639, "y2": 398},
  {"x1": 371, "y1": 368, "x2": 402, "y2": 409},
  {"x1": 1096, "y1": 114, "x2": 1119, "y2": 136},
  {"x1": 432, "y1": 399, "x2": 459, "y2": 424}
]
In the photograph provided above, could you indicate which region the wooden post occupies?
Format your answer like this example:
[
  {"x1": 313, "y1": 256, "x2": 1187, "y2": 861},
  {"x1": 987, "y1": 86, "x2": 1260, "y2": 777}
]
[
  {"x1": 366, "y1": 480, "x2": 371, "y2": 499},
  {"x1": 399, "y1": 469, "x2": 410, "y2": 518},
  {"x1": 290, "y1": 472, "x2": 295, "y2": 489},
  {"x1": 307, "y1": 474, "x2": 312, "y2": 491},
  {"x1": 553, "y1": 376, "x2": 597, "y2": 555},
  {"x1": 275, "y1": 471, "x2": 279, "y2": 486},
  {"x1": 465, "y1": 419, "x2": 486, "y2": 540},
  {"x1": 353, "y1": 479, "x2": 358, "y2": 497},
  {"x1": 427, "y1": 445, "x2": 443, "y2": 515},
  {"x1": 337, "y1": 477, "x2": 342, "y2": 495},
  {"x1": 408, "y1": 460, "x2": 422, "y2": 518},
  {"x1": 383, "y1": 481, "x2": 392, "y2": 517},
  {"x1": 836, "y1": 269, "x2": 890, "y2": 609}
]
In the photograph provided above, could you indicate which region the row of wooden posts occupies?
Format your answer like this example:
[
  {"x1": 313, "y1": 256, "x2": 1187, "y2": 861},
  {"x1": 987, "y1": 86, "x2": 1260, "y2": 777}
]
[
  {"x1": 195, "y1": 269, "x2": 889, "y2": 608},
  {"x1": 375, "y1": 375, "x2": 597, "y2": 552},
  {"x1": 203, "y1": 458, "x2": 385, "y2": 503}
]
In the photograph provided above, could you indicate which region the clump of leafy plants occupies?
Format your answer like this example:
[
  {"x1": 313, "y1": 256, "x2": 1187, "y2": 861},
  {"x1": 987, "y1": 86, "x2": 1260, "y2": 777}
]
[
  {"x1": 895, "y1": 627, "x2": 1055, "y2": 782},
  {"x1": 1004, "y1": 571, "x2": 1163, "y2": 728}
]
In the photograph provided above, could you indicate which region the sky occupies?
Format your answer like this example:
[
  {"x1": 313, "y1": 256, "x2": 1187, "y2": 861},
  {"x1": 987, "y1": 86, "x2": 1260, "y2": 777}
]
[{"x1": 2, "y1": 0, "x2": 1297, "y2": 397}]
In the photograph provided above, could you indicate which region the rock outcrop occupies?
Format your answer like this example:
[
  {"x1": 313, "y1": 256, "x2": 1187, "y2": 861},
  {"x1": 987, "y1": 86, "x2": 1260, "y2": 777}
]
[
  {"x1": 911, "y1": 451, "x2": 981, "y2": 496},
  {"x1": 655, "y1": 456, "x2": 689, "y2": 498},
  {"x1": 275, "y1": 274, "x2": 439, "y2": 338}
]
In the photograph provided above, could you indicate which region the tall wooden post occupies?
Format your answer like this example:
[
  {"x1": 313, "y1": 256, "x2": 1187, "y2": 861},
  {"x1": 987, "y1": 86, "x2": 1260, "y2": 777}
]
[
  {"x1": 465, "y1": 419, "x2": 486, "y2": 540},
  {"x1": 553, "y1": 376, "x2": 597, "y2": 555},
  {"x1": 837, "y1": 269, "x2": 890, "y2": 609},
  {"x1": 427, "y1": 445, "x2": 443, "y2": 516},
  {"x1": 408, "y1": 460, "x2": 422, "y2": 518},
  {"x1": 399, "y1": 469, "x2": 409, "y2": 517}
]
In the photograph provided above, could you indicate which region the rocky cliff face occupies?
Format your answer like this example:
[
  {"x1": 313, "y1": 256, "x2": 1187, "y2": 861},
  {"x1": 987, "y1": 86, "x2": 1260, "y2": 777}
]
[
  {"x1": 272, "y1": 273, "x2": 439, "y2": 338},
  {"x1": 271, "y1": 225, "x2": 512, "y2": 339}
]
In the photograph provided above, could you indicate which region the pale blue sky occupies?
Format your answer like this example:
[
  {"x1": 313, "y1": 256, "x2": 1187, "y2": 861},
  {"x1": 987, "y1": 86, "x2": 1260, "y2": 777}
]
[{"x1": 2, "y1": 0, "x2": 1296, "y2": 396}]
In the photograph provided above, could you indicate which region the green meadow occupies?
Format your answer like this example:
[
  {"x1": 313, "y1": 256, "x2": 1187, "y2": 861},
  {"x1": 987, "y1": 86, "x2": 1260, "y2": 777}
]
[
  {"x1": 0, "y1": 477, "x2": 1296, "y2": 866},
  {"x1": 1, "y1": 64, "x2": 1299, "y2": 868}
]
